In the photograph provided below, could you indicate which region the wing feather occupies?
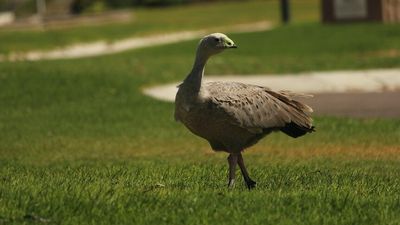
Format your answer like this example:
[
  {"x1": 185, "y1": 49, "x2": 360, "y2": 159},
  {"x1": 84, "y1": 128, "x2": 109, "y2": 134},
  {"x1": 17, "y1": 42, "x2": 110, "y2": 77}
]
[{"x1": 205, "y1": 82, "x2": 313, "y2": 133}]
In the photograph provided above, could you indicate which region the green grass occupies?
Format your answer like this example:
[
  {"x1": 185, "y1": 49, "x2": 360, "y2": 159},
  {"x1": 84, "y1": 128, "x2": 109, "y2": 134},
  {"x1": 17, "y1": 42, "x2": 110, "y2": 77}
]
[
  {"x1": 0, "y1": 0, "x2": 319, "y2": 53},
  {"x1": 1, "y1": 12, "x2": 400, "y2": 225},
  {"x1": 2, "y1": 160, "x2": 400, "y2": 225}
]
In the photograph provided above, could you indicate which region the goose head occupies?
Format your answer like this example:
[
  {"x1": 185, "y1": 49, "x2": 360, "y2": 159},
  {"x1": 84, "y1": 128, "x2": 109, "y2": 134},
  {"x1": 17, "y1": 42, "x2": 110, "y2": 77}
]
[{"x1": 197, "y1": 33, "x2": 237, "y2": 57}]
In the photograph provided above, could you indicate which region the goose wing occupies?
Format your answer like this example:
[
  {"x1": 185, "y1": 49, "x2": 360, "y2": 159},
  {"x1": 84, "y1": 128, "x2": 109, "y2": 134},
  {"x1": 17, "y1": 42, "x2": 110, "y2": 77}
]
[{"x1": 205, "y1": 81, "x2": 314, "y2": 134}]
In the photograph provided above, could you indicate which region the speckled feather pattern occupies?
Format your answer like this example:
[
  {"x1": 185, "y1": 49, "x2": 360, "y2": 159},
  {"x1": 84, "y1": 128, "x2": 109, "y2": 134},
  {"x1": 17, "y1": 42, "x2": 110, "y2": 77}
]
[{"x1": 205, "y1": 81, "x2": 314, "y2": 133}]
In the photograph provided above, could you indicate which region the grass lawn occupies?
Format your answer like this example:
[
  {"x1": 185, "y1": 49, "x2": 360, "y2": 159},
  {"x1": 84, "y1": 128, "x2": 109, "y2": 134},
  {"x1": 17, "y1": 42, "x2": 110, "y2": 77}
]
[
  {"x1": 1, "y1": 11, "x2": 400, "y2": 225},
  {"x1": 0, "y1": 0, "x2": 319, "y2": 53}
]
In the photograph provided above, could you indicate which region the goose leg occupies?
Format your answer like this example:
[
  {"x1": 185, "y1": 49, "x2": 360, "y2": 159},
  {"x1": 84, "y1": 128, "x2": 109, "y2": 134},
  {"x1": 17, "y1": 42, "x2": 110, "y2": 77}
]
[
  {"x1": 227, "y1": 153, "x2": 238, "y2": 188},
  {"x1": 238, "y1": 153, "x2": 256, "y2": 190}
]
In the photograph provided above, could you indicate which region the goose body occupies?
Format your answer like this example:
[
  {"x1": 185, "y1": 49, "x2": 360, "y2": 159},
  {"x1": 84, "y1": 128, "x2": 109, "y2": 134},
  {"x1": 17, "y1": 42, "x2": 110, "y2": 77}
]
[{"x1": 174, "y1": 33, "x2": 314, "y2": 189}]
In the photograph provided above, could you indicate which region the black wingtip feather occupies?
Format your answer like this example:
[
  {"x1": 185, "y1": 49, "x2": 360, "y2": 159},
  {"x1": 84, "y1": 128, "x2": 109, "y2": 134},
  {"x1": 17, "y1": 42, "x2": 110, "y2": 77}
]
[{"x1": 280, "y1": 122, "x2": 315, "y2": 138}]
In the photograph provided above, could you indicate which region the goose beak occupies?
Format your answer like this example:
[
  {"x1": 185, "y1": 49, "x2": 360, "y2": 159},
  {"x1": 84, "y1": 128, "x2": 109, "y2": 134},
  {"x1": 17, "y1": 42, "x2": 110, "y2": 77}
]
[
  {"x1": 223, "y1": 37, "x2": 237, "y2": 49},
  {"x1": 225, "y1": 42, "x2": 237, "y2": 49}
]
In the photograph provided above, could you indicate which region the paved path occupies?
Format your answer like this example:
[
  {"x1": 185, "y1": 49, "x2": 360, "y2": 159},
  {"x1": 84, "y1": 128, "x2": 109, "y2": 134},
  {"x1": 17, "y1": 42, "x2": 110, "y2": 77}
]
[
  {"x1": 143, "y1": 69, "x2": 400, "y2": 118},
  {"x1": 1, "y1": 21, "x2": 272, "y2": 61},
  {"x1": 303, "y1": 91, "x2": 400, "y2": 118}
]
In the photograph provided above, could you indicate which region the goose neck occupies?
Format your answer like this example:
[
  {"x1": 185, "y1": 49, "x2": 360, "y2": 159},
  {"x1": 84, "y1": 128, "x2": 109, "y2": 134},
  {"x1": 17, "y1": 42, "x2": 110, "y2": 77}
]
[{"x1": 184, "y1": 50, "x2": 209, "y2": 92}]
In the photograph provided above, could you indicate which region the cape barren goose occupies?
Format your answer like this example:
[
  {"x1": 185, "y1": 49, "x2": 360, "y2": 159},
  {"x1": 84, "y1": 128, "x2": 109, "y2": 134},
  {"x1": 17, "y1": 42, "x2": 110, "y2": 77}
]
[{"x1": 175, "y1": 33, "x2": 314, "y2": 189}]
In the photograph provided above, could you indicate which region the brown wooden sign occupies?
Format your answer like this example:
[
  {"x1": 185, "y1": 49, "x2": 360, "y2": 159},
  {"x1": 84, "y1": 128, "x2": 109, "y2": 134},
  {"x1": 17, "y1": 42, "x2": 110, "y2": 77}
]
[{"x1": 322, "y1": 0, "x2": 400, "y2": 23}]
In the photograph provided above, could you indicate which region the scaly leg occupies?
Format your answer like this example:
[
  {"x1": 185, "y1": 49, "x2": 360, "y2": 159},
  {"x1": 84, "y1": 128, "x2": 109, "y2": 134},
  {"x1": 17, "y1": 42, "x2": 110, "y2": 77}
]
[
  {"x1": 238, "y1": 153, "x2": 256, "y2": 190},
  {"x1": 227, "y1": 153, "x2": 238, "y2": 188}
]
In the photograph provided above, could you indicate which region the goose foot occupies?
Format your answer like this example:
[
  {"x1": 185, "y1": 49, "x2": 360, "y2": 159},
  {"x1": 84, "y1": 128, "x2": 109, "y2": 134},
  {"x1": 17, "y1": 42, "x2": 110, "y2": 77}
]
[{"x1": 245, "y1": 179, "x2": 257, "y2": 190}]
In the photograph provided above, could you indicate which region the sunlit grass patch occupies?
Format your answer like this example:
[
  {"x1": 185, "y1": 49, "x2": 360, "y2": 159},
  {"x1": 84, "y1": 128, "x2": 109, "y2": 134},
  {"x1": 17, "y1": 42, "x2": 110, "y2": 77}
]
[{"x1": 1, "y1": 158, "x2": 400, "y2": 225}]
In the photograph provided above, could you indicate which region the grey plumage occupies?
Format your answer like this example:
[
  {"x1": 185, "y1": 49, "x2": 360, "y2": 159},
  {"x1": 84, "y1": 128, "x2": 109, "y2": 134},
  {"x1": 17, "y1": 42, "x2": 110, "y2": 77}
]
[{"x1": 174, "y1": 33, "x2": 314, "y2": 189}]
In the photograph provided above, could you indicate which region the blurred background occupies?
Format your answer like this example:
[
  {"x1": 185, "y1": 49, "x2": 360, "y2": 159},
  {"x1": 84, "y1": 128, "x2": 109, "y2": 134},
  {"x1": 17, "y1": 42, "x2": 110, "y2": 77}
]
[
  {"x1": 1, "y1": 1, "x2": 400, "y2": 224},
  {"x1": 0, "y1": 0, "x2": 397, "y2": 27},
  {"x1": 0, "y1": 0, "x2": 399, "y2": 171},
  {"x1": 0, "y1": 0, "x2": 399, "y2": 169}
]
